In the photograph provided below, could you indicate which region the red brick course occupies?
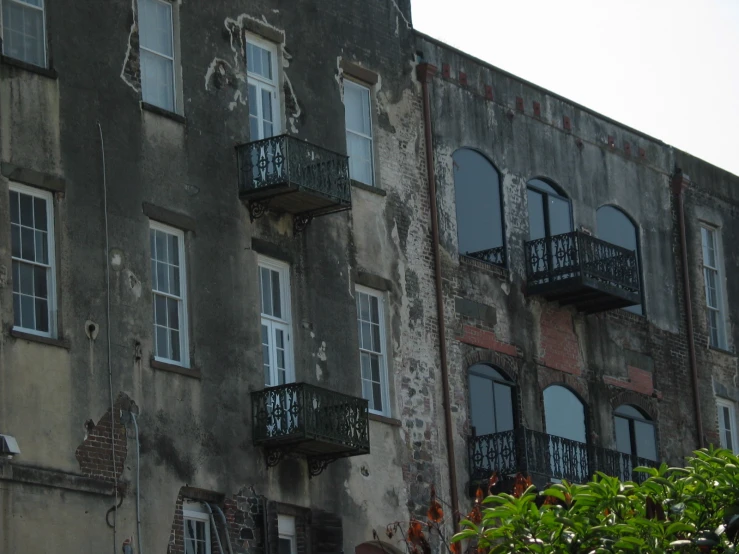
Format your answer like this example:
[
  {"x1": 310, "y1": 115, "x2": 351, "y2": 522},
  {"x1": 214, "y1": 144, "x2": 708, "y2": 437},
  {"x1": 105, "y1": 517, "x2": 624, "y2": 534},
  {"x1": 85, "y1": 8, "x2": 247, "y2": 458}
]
[
  {"x1": 457, "y1": 324, "x2": 518, "y2": 357},
  {"x1": 537, "y1": 305, "x2": 581, "y2": 375},
  {"x1": 74, "y1": 394, "x2": 128, "y2": 482}
]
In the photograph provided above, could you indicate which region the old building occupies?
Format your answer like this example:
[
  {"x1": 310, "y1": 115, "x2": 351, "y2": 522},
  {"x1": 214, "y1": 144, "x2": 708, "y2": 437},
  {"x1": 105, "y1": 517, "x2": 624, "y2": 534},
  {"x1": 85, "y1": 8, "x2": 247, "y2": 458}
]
[{"x1": 0, "y1": 0, "x2": 735, "y2": 553}]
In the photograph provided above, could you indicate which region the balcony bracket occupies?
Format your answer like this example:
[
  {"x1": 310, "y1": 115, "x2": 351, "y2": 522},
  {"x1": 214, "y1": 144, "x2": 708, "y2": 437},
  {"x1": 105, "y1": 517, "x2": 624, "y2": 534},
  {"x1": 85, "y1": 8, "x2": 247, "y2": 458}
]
[
  {"x1": 293, "y1": 213, "x2": 314, "y2": 234},
  {"x1": 307, "y1": 455, "x2": 339, "y2": 478},
  {"x1": 265, "y1": 447, "x2": 289, "y2": 468},
  {"x1": 248, "y1": 199, "x2": 271, "y2": 222}
]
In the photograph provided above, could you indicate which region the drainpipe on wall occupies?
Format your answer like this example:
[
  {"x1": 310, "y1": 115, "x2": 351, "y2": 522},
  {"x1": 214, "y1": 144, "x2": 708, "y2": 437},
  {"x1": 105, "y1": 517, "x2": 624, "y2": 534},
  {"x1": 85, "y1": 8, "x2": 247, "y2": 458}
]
[
  {"x1": 672, "y1": 169, "x2": 705, "y2": 448},
  {"x1": 417, "y1": 62, "x2": 460, "y2": 531}
]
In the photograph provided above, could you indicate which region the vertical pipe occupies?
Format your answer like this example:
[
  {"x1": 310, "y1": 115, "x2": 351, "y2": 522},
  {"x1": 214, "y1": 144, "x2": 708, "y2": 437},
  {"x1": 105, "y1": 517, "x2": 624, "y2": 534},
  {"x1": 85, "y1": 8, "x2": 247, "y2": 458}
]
[
  {"x1": 131, "y1": 413, "x2": 143, "y2": 554},
  {"x1": 672, "y1": 170, "x2": 705, "y2": 448},
  {"x1": 417, "y1": 62, "x2": 460, "y2": 531}
]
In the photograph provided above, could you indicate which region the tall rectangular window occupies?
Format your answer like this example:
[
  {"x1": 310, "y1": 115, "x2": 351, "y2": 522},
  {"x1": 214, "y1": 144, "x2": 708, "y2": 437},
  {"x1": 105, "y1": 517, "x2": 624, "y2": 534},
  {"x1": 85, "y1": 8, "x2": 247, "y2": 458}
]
[
  {"x1": 277, "y1": 515, "x2": 296, "y2": 554},
  {"x1": 2, "y1": 0, "x2": 46, "y2": 67},
  {"x1": 150, "y1": 222, "x2": 188, "y2": 366},
  {"x1": 356, "y1": 286, "x2": 389, "y2": 416},
  {"x1": 259, "y1": 257, "x2": 292, "y2": 387},
  {"x1": 183, "y1": 505, "x2": 211, "y2": 554},
  {"x1": 140, "y1": 0, "x2": 175, "y2": 112},
  {"x1": 717, "y1": 399, "x2": 738, "y2": 454},
  {"x1": 10, "y1": 183, "x2": 56, "y2": 337},
  {"x1": 701, "y1": 226, "x2": 727, "y2": 349},
  {"x1": 247, "y1": 35, "x2": 280, "y2": 140},
  {"x1": 344, "y1": 80, "x2": 374, "y2": 186}
]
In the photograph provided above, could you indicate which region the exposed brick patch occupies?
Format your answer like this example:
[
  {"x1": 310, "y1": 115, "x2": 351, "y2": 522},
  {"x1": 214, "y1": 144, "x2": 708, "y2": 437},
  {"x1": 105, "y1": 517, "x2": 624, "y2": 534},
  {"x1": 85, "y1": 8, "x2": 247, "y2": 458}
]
[
  {"x1": 484, "y1": 85, "x2": 493, "y2": 100},
  {"x1": 458, "y1": 71, "x2": 467, "y2": 86},
  {"x1": 74, "y1": 393, "x2": 130, "y2": 482},
  {"x1": 563, "y1": 115, "x2": 572, "y2": 131},
  {"x1": 462, "y1": 347, "x2": 521, "y2": 380},
  {"x1": 537, "y1": 305, "x2": 581, "y2": 375},
  {"x1": 604, "y1": 366, "x2": 657, "y2": 396},
  {"x1": 457, "y1": 324, "x2": 518, "y2": 358},
  {"x1": 515, "y1": 96, "x2": 524, "y2": 112},
  {"x1": 441, "y1": 63, "x2": 450, "y2": 78},
  {"x1": 609, "y1": 390, "x2": 658, "y2": 420},
  {"x1": 533, "y1": 101, "x2": 541, "y2": 118}
]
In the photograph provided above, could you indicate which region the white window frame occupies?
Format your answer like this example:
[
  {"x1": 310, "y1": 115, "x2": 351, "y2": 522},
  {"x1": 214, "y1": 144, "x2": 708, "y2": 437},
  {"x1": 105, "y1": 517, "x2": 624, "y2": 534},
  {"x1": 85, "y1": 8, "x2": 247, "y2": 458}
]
[
  {"x1": 1, "y1": 0, "x2": 47, "y2": 68},
  {"x1": 277, "y1": 514, "x2": 297, "y2": 554},
  {"x1": 150, "y1": 221, "x2": 189, "y2": 367},
  {"x1": 183, "y1": 504, "x2": 212, "y2": 554},
  {"x1": 355, "y1": 285, "x2": 390, "y2": 417},
  {"x1": 246, "y1": 33, "x2": 281, "y2": 140},
  {"x1": 259, "y1": 256, "x2": 294, "y2": 387},
  {"x1": 700, "y1": 225, "x2": 728, "y2": 350},
  {"x1": 10, "y1": 183, "x2": 56, "y2": 338},
  {"x1": 344, "y1": 79, "x2": 375, "y2": 186},
  {"x1": 139, "y1": 0, "x2": 176, "y2": 112},
  {"x1": 717, "y1": 398, "x2": 739, "y2": 454}
]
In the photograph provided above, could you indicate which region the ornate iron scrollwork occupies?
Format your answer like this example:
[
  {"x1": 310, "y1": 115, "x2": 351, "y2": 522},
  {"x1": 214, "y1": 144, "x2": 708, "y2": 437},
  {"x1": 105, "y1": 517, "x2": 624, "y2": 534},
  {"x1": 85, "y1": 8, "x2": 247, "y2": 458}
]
[
  {"x1": 293, "y1": 214, "x2": 313, "y2": 234},
  {"x1": 307, "y1": 456, "x2": 340, "y2": 477},
  {"x1": 248, "y1": 200, "x2": 270, "y2": 222},
  {"x1": 265, "y1": 448, "x2": 287, "y2": 468}
]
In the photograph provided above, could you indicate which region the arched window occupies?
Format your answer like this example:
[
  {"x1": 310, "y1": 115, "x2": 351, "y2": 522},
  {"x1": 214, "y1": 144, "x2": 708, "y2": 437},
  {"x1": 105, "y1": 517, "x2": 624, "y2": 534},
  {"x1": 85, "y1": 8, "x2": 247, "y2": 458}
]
[
  {"x1": 527, "y1": 179, "x2": 572, "y2": 241},
  {"x1": 597, "y1": 206, "x2": 643, "y2": 314},
  {"x1": 543, "y1": 385, "x2": 588, "y2": 482},
  {"x1": 468, "y1": 364, "x2": 514, "y2": 436},
  {"x1": 614, "y1": 405, "x2": 657, "y2": 461},
  {"x1": 453, "y1": 149, "x2": 506, "y2": 267}
]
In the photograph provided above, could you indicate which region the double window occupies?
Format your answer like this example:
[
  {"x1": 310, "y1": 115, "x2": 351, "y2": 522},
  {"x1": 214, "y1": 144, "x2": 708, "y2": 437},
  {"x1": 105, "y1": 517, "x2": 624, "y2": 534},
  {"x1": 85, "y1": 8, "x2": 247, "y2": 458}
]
[
  {"x1": 259, "y1": 257, "x2": 293, "y2": 387},
  {"x1": 139, "y1": 0, "x2": 176, "y2": 112},
  {"x1": 717, "y1": 399, "x2": 738, "y2": 453},
  {"x1": 614, "y1": 405, "x2": 657, "y2": 461},
  {"x1": 278, "y1": 515, "x2": 297, "y2": 554},
  {"x1": 10, "y1": 184, "x2": 56, "y2": 337},
  {"x1": 2, "y1": 0, "x2": 46, "y2": 67},
  {"x1": 247, "y1": 35, "x2": 280, "y2": 140},
  {"x1": 183, "y1": 504, "x2": 211, "y2": 554},
  {"x1": 355, "y1": 286, "x2": 389, "y2": 416},
  {"x1": 150, "y1": 222, "x2": 189, "y2": 366},
  {"x1": 344, "y1": 80, "x2": 374, "y2": 186},
  {"x1": 468, "y1": 364, "x2": 514, "y2": 436},
  {"x1": 700, "y1": 226, "x2": 727, "y2": 349}
]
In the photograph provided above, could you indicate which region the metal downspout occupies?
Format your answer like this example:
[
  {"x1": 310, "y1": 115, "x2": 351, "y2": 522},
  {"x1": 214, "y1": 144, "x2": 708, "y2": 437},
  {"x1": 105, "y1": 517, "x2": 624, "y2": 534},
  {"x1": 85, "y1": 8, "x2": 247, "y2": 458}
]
[
  {"x1": 417, "y1": 62, "x2": 460, "y2": 531},
  {"x1": 672, "y1": 169, "x2": 705, "y2": 448}
]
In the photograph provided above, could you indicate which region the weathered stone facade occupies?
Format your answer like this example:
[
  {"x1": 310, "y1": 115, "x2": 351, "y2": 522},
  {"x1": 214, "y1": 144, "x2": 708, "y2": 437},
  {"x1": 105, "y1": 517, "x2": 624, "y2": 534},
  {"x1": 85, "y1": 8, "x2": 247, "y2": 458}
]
[{"x1": 0, "y1": 1, "x2": 736, "y2": 553}]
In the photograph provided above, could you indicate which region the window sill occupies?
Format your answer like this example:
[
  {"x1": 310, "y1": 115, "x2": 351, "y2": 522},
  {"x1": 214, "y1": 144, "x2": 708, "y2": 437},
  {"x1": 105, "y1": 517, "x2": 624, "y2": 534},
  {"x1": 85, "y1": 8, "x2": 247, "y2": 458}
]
[
  {"x1": 0, "y1": 55, "x2": 57, "y2": 79},
  {"x1": 369, "y1": 413, "x2": 401, "y2": 427},
  {"x1": 351, "y1": 179, "x2": 386, "y2": 197},
  {"x1": 709, "y1": 345, "x2": 735, "y2": 357},
  {"x1": 141, "y1": 101, "x2": 186, "y2": 124},
  {"x1": 9, "y1": 328, "x2": 70, "y2": 349},
  {"x1": 150, "y1": 357, "x2": 201, "y2": 379}
]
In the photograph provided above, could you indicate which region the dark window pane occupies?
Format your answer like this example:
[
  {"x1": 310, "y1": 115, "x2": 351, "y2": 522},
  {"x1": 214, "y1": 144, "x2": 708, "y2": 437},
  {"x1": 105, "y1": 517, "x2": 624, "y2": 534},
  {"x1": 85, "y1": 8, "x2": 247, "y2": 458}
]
[
  {"x1": 549, "y1": 196, "x2": 572, "y2": 236},
  {"x1": 34, "y1": 265, "x2": 47, "y2": 298},
  {"x1": 543, "y1": 386, "x2": 585, "y2": 443},
  {"x1": 493, "y1": 383, "x2": 514, "y2": 432},
  {"x1": 260, "y1": 267, "x2": 271, "y2": 315},
  {"x1": 19, "y1": 193, "x2": 33, "y2": 227},
  {"x1": 634, "y1": 420, "x2": 657, "y2": 461},
  {"x1": 614, "y1": 416, "x2": 632, "y2": 454},
  {"x1": 12, "y1": 260, "x2": 20, "y2": 293},
  {"x1": 469, "y1": 373, "x2": 494, "y2": 436},
  {"x1": 168, "y1": 233, "x2": 179, "y2": 265},
  {"x1": 370, "y1": 296, "x2": 380, "y2": 323},
  {"x1": 278, "y1": 538, "x2": 292, "y2": 554},
  {"x1": 167, "y1": 297, "x2": 179, "y2": 329},
  {"x1": 271, "y1": 270, "x2": 281, "y2": 319},
  {"x1": 170, "y1": 329, "x2": 180, "y2": 361},
  {"x1": 614, "y1": 405, "x2": 643, "y2": 418},
  {"x1": 149, "y1": 228, "x2": 156, "y2": 258},
  {"x1": 453, "y1": 149, "x2": 503, "y2": 255},
  {"x1": 21, "y1": 227, "x2": 34, "y2": 260},
  {"x1": 528, "y1": 178, "x2": 559, "y2": 195},
  {"x1": 372, "y1": 382, "x2": 383, "y2": 411},
  {"x1": 157, "y1": 262, "x2": 168, "y2": 293},
  {"x1": 11, "y1": 224, "x2": 20, "y2": 258},
  {"x1": 35, "y1": 298, "x2": 48, "y2": 332},
  {"x1": 13, "y1": 293, "x2": 21, "y2": 326},
  {"x1": 35, "y1": 230, "x2": 48, "y2": 264},
  {"x1": 527, "y1": 189, "x2": 545, "y2": 240},
  {"x1": 33, "y1": 196, "x2": 47, "y2": 231},
  {"x1": 19, "y1": 262, "x2": 34, "y2": 295},
  {"x1": 156, "y1": 325, "x2": 168, "y2": 358},
  {"x1": 20, "y1": 294, "x2": 34, "y2": 329},
  {"x1": 10, "y1": 191, "x2": 19, "y2": 223},
  {"x1": 155, "y1": 294, "x2": 167, "y2": 325}
]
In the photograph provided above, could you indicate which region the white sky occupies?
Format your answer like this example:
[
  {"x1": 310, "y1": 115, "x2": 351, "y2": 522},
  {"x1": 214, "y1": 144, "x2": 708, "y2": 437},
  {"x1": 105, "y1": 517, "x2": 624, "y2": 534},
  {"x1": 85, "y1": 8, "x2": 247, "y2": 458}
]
[{"x1": 410, "y1": 0, "x2": 739, "y2": 177}]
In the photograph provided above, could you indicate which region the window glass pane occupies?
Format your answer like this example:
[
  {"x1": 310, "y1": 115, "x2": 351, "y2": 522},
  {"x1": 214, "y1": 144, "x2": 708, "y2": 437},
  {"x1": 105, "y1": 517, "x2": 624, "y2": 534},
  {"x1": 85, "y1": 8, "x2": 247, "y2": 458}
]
[
  {"x1": 10, "y1": 191, "x2": 19, "y2": 223},
  {"x1": 271, "y1": 269, "x2": 281, "y2": 319},
  {"x1": 347, "y1": 132, "x2": 373, "y2": 185},
  {"x1": 279, "y1": 539, "x2": 292, "y2": 554},
  {"x1": 493, "y1": 383, "x2": 514, "y2": 432},
  {"x1": 614, "y1": 416, "x2": 632, "y2": 454},
  {"x1": 20, "y1": 227, "x2": 34, "y2": 261},
  {"x1": 33, "y1": 196, "x2": 47, "y2": 231},
  {"x1": 614, "y1": 405, "x2": 643, "y2": 418},
  {"x1": 11, "y1": 225, "x2": 20, "y2": 258},
  {"x1": 2, "y1": 1, "x2": 44, "y2": 66},
  {"x1": 33, "y1": 265, "x2": 47, "y2": 298},
  {"x1": 154, "y1": 294, "x2": 167, "y2": 325},
  {"x1": 19, "y1": 262, "x2": 33, "y2": 295},
  {"x1": 543, "y1": 386, "x2": 585, "y2": 443},
  {"x1": 527, "y1": 189, "x2": 545, "y2": 240},
  {"x1": 453, "y1": 149, "x2": 503, "y2": 256},
  {"x1": 20, "y1": 294, "x2": 34, "y2": 328},
  {"x1": 140, "y1": 0, "x2": 172, "y2": 56},
  {"x1": 19, "y1": 192, "x2": 33, "y2": 227},
  {"x1": 344, "y1": 81, "x2": 368, "y2": 134},
  {"x1": 597, "y1": 206, "x2": 642, "y2": 313},
  {"x1": 469, "y1": 374, "x2": 494, "y2": 436},
  {"x1": 13, "y1": 292, "x2": 21, "y2": 327},
  {"x1": 634, "y1": 420, "x2": 657, "y2": 460},
  {"x1": 141, "y1": 49, "x2": 175, "y2": 112},
  {"x1": 260, "y1": 267, "x2": 272, "y2": 316},
  {"x1": 549, "y1": 196, "x2": 572, "y2": 236}
]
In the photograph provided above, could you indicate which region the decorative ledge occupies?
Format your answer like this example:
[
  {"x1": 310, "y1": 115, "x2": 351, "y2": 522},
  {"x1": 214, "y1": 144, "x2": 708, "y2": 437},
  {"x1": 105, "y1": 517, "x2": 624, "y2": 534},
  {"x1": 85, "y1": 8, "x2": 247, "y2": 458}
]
[
  {"x1": 0, "y1": 55, "x2": 57, "y2": 79},
  {"x1": 1, "y1": 162, "x2": 66, "y2": 194},
  {"x1": 0, "y1": 463, "x2": 120, "y2": 496},
  {"x1": 141, "y1": 101, "x2": 186, "y2": 124},
  {"x1": 150, "y1": 358, "x2": 201, "y2": 380},
  {"x1": 9, "y1": 328, "x2": 70, "y2": 349},
  {"x1": 351, "y1": 179, "x2": 386, "y2": 196},
  {"x1": 369, "y1": 413, "x2": 401, "y2": 427}
]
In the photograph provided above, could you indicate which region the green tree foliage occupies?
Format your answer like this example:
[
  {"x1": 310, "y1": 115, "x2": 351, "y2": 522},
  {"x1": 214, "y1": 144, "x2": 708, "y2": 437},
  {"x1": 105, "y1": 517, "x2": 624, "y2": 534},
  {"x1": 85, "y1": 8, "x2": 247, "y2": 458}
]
[{"x1": 453, "y1": 448, "x2": 739, "y2": 553}]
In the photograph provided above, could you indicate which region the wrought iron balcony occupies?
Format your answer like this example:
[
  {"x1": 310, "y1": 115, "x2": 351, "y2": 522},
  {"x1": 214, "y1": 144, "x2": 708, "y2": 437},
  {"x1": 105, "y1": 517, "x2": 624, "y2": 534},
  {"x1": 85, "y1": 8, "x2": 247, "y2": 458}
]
[
  {"x1": 236, "y1": 134, "x2": 351, "y2": 233},
  {"x1": 524, "y1": 231, "x2": 640, "y2": 312},
  {"x1": 251, "y1": 382, "x2": 370, "y2": 476},
  {"x1": 468, "y1": 428, "x2": 657, "y2": 490},
  {"x1": 464, "y1": 245, "x2": 506, "y2": 268}
]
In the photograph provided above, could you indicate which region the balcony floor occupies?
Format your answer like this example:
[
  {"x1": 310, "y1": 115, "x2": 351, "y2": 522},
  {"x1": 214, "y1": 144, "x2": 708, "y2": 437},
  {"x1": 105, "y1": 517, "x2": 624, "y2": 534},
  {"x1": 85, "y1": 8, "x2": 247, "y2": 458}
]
[
  {"x1": 529, "y1": 274, "x2": 641, "y2": 312},
  {"x1": 240, "y1": 182, "x2": 351, "y2": 217}
]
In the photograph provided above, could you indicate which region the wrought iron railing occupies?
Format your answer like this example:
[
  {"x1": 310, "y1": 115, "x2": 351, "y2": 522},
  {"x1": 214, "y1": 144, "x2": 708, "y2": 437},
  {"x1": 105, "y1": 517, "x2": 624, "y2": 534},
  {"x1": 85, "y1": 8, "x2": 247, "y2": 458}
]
[
  {"x1": 464, "y1": 245, "x2": 506, "y2": 268},
  {"x1": 524, "y1": 231, "x2": 639, "y2": 293},
  {"x1": 469, "y1": 428, "x2": 657, "y2": 484},
  {"x1": 251, "y1": 382, "x2": 370, "y2": 453},
  {"x1": 236, "y1": 134, "x2": 351, "y2": 205}
]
